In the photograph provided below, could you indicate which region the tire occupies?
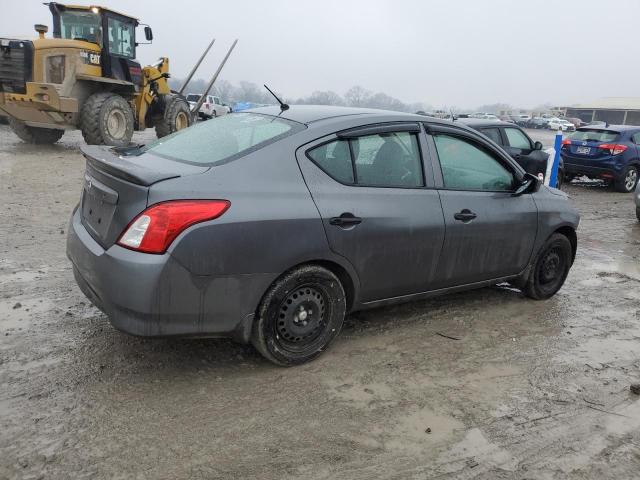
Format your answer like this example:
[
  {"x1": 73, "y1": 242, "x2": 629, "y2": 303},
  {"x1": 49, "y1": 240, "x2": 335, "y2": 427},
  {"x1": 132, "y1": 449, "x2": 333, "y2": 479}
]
[
  {"x1": 79, "y1": 93, "x2": 134, "y2": 146},
  {"x1": 155, "y1": 95, "x2": 191, "y2": 138},
  {"x1": 564, "y1": 173, "x2": 575, "y2": 184},
  {"x1": 8, "y1": 118, "x2": 63, "y2": 144},
  {"x1": 251, "y1": 265, "x2": 346, "y2": 366},
  {"x1": 614, "y1": 166, "x2": 639, "y2": 193},
  {"x1": 522, "y1": 233, "x2": 573, "y2": 300}
]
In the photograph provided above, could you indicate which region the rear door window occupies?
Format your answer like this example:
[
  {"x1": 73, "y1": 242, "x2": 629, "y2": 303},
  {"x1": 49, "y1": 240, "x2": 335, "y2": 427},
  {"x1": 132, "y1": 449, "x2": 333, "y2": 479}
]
[
  {"x1": 480, "y1": 128, "x2": 502, "y2": 145},
  {"x1": 307, "y1": 130, "x2": 424, "y2": 188},
  {"x1": 308, "y1": 140, "x2": 354, "y2": 184},
  {"x1": 504, "y1": 127, "x2": 531, "y2": 150},
  {"x1": 140, "y1": 113, "x2": 303, "y2": 165},
  {"x1": 433, "y1": 134, "x2": 514, "y2": 191}
]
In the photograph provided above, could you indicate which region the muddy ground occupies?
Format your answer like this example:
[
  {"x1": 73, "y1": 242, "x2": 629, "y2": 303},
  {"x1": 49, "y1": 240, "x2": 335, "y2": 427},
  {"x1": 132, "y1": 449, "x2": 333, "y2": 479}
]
[{"x1": 1, "y1": 125, "x2": 639, "y2": 480}]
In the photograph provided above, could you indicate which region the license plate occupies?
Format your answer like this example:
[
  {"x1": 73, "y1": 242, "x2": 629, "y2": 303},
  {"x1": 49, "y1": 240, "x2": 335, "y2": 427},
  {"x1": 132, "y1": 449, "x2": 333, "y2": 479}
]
[{"x1": 576, "y1": 146, "x2": 591, "y2": 154}]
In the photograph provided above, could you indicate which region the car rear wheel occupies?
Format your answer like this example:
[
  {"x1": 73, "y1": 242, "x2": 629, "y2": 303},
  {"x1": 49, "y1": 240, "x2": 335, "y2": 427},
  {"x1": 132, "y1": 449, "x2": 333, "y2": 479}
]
[
  {"x1": 251, "y1": 265, "x2": 346, "y2": 366},
  {"x1": 614, "y1": 166, "x2": 639, "y2": 193},
  {"x1": 522, "y1": 233, "x2": 572, "y2": 300}
]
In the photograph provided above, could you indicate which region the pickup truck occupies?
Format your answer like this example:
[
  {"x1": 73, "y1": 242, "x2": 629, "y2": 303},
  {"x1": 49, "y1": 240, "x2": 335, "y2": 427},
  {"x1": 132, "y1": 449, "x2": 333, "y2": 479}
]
[{"x1": 185, "y1": 93, "x2": 231, "y2": 119}]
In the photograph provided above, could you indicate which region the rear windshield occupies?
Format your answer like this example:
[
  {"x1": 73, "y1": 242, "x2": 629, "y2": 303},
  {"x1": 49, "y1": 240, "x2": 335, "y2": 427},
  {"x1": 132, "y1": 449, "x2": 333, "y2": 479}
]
[
  {"x1": 569, "y1": 129, "x2": 619, "y2": 143},
  {"x1": 186, "y1": 94, "x2": 200, "y2": 102},
  {"x1": 139, "y1": 113, "x2": 303, "y2": 165}
]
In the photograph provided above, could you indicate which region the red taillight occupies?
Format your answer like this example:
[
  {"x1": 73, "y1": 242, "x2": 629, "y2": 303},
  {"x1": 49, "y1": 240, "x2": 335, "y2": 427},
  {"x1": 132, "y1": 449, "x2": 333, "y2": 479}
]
[
  {"x1": 598, "y1": 143, "x2": 627, "y2": 155},
  {"x1": 117, "y1": 200, "x2": 230, "y2": 254},
  {"x1": 561, "y1": 139, "x2": 572, "y2": 147}
]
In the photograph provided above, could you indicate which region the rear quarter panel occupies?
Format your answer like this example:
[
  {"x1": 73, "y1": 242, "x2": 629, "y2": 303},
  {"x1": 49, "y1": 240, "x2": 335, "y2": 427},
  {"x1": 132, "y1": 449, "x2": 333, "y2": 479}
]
[{"x1": 146, "y1": 134, "x2": 360, "y2": 304}]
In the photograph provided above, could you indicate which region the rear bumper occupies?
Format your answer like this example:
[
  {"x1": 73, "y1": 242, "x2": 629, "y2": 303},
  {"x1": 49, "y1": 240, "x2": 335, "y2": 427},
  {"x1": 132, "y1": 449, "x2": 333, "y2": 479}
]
[
  {"x1": 66, "y1": 208, "x2": 265, "y2": 342},
  {"x1": 561, "y1": 154, "x2": 624, "y2": 179}
]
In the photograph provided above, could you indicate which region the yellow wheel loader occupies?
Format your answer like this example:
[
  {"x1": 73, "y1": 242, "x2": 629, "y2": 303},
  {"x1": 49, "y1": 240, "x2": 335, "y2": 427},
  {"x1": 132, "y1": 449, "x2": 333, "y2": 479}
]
[{"x1": 0, "y1": 3, "x2": 230, "y2": 146}]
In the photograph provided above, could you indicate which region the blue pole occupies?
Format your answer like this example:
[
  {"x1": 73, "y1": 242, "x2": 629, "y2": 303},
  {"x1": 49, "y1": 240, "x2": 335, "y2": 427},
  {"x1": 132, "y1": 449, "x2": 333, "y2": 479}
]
[{"x1": 549, "y1": 130, "x2": 562, "y2": 188}]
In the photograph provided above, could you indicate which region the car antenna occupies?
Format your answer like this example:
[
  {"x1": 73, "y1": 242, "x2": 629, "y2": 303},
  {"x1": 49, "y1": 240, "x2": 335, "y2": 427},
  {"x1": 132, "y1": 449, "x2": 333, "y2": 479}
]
[{"x1": 264, "y1": 84, "x2": 289, "y2": 111}]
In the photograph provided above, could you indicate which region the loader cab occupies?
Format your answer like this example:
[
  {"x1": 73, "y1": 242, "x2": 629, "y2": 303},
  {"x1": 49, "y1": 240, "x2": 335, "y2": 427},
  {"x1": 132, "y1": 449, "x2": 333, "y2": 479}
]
[{"x1": 48, "y1": 3, "x2": 144, "y2": 85}]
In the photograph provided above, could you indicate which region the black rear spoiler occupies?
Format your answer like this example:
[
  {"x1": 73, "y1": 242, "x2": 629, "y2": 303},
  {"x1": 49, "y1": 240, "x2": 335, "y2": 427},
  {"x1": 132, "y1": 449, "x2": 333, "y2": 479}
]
[{"x1": 81, "y1": 145, "x2": 180, "y2": 186}]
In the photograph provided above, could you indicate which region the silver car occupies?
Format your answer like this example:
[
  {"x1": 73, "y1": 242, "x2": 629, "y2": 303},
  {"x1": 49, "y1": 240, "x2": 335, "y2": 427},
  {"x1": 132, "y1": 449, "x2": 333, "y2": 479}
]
[{"x1": 67, "y1": 106, "x2": 580, "y2": 365}]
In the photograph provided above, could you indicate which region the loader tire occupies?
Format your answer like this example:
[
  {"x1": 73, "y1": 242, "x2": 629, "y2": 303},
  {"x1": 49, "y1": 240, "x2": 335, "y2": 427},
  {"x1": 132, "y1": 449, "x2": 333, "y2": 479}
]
[
  {"x1": 79, "y1": 93, "x2": 134, "y2": 146},
  {"x1": 8, "y1": 118, "x2": 64, "y2": 144},
  {"x1": 155, "y1": 95, "x2": 191, "y2": 139}
]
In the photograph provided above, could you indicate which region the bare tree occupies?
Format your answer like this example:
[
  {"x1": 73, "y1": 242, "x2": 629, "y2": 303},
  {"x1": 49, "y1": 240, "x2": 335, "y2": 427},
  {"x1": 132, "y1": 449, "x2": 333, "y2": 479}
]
[
  {"x1": 298, "y1": 90, "x2": 345, "y2": 106},
  {"x1": 344, "y1": 86, "x2": 371, "y2": 107}
]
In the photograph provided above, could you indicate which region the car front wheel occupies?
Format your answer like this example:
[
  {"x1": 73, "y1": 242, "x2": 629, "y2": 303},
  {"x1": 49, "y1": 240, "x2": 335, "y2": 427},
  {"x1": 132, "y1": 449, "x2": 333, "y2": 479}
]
[
  {"x1": 251, "y1": 265, "x2": 346, "y2": 366},
  {"x1": 522, "y1": 233, "x2": 573, "y2": 300}
]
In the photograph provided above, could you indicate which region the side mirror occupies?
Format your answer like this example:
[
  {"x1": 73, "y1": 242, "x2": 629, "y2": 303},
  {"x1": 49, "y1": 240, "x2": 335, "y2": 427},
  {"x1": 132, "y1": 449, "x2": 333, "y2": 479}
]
[
  {"x1": 534, "y1": 141, "x2": 543, "y2": 150},
  {"x1": 513, "y1": 172, "x2": 541, "y2": 196},
  {"x1": 144, "y1": 26, "x2": 153, "y2": 41}
]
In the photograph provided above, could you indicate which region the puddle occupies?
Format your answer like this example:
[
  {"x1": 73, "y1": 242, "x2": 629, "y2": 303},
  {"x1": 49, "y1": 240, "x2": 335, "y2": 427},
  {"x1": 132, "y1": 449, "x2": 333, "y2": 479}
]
[{"x1": 564, "y1": 334, "x2": 640, "y2": 365}]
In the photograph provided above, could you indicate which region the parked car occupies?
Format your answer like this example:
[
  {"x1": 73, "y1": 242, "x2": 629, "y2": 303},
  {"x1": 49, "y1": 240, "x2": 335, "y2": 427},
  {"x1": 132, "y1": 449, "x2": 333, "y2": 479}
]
[
  {"x1": 185, "y1": 93, "x2": 230, "y2": 119},
  {"x1": 547, "y1": 118, "x2": 576, "y2": 132},
  {"x1": 526, "y1": 117, "x2": 549, "y2": 129},
  {"x1": 471, "y1": 113, "x2": 499, "y2": 120},
  {"x1": 561, "y1": 125, "x2": 640, "y2": 192},
  {"x1": 67, "y1": 106, "x2": 579, "y2": 366},
  {"x1": 512, "y1": 114, "x2": 531, "y2": 126},
  {"x1": 459, "y1": 118, "x2": 565, "y2": 187},
  {"x1": 565, "y1": 117, "x2": 587, "y2": 128}
]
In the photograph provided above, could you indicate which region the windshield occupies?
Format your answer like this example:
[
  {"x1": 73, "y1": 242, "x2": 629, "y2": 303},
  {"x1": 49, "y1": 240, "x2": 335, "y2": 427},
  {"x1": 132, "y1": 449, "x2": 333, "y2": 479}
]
[
  {"x1": 186, "y1": 94, "x2": 201, "y2": 102},
  {"x1": 139, "y1": 113, "x2": 304, "y2": 165},
  {"x1": 569, "y1": 129, "x2": 620, "y2": 143},
  {"x1": 59, "y1": 10, "x2": 102, "y2": 45}
]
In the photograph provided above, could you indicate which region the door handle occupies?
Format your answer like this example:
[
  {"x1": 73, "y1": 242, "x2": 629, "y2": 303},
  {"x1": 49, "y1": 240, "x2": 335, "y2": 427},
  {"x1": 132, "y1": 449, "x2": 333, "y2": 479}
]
[
  {"x1": 330, "y1": 213, "x2": 362, "y2": 227},
  {"x1": 454, "y1": 209, "x2": 477, "y2": 222}
]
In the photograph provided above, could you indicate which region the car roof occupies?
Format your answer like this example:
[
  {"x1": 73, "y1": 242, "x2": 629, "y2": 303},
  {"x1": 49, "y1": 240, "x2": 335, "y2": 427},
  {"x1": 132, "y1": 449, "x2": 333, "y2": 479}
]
[
  {"x1": 246, "y1": 104, "x2": 452, "y2": 126},
  {"x1": 578, "y1": 124, "x2": 640, "y2": 132}
]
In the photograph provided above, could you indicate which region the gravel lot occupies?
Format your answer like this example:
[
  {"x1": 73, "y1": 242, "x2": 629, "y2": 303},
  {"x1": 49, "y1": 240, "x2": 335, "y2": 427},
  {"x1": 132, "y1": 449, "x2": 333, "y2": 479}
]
[{"x1": 1, "y1": 124, "x2": 640, "y2": 480}]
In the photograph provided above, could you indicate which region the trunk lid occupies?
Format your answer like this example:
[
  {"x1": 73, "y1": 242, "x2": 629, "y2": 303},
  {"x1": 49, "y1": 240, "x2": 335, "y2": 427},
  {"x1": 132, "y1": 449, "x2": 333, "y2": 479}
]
[
  {"x1": 562, "y1": 129, "x2": 622, "y2": 165},
  {"x1": 79, "y1": 145, "x2": 208, "y2": 248}
]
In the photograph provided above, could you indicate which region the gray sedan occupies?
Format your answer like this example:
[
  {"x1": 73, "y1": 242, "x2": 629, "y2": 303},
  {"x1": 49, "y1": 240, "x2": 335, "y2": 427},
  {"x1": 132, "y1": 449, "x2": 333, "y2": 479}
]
[{"x1": 67, "y1": 106, "x2": 580, "y2": 366}]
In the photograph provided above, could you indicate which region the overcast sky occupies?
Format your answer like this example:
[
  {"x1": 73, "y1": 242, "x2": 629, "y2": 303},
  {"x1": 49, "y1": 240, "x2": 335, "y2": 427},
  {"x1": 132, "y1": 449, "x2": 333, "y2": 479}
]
[{"x1": 2, "y1": 0, "x2": 639, "y2": 109}]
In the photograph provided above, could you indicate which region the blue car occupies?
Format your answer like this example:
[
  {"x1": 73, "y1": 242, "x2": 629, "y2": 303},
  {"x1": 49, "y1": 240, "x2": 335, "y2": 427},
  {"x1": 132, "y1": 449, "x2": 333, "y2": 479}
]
[{"x1": 561, "y1": 125, "x2": 640, "y2": 192}]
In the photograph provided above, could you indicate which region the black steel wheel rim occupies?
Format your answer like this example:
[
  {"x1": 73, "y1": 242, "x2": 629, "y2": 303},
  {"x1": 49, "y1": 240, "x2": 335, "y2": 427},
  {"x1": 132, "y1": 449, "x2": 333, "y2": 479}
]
[
  {"x1": 537, "y1": 246, "x2": 565, "y2": 290},
  {"x1": 275, "y1": 284, "x2": 327, "y2": 351}
]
